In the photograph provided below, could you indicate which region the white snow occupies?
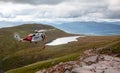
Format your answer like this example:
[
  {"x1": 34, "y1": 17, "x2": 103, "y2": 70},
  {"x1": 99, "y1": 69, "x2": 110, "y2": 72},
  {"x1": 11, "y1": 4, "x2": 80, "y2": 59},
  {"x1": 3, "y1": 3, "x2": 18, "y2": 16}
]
[{"x1": 46, "y1": 36, "x2": 85, "y2": 46}]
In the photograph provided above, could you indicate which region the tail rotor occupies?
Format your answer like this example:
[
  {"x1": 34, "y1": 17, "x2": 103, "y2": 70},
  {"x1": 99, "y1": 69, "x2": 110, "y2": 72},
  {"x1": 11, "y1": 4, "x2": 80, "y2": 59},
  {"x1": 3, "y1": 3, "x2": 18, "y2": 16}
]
[{"x1": 14, "y1": 33, "x2": 22, "y2": 41}]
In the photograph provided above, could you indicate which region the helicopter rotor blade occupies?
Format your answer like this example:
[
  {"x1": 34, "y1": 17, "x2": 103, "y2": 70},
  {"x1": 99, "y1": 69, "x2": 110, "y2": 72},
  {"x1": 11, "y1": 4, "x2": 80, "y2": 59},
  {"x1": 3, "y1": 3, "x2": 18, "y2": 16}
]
[{"x1": 37, "y1": 29, "x2": 55, "y2": 33}]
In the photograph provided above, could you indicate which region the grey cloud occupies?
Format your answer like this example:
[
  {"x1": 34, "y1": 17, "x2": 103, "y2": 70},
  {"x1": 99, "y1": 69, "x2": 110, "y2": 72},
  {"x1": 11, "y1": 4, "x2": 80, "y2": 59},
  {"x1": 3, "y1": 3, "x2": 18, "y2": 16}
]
[
  {"x1": 0, "y1": 0, "x2": 120, "y2": 22},
  {"x1": 16, "y1": 9, "x2": 36, "y2": 15},
  {"x1": 105, "y1": 10, "x2": 120, "y2": 19},
  {"x1": 0, "y1": 0, "x2": 68, "y2": 5},
  {"x1": 67, "y1": 5, "x2": 108, "y2": 18},
  {"x1": 0, "y1": 13, "x2": 15, "y2": 18}
]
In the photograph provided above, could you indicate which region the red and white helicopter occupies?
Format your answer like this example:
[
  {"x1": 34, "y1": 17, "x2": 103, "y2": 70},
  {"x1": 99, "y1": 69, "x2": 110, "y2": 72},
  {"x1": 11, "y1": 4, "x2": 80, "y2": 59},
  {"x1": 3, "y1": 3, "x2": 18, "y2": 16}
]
[{"x1": 14, "y1": 29, "x2": 51, "y2": 49}]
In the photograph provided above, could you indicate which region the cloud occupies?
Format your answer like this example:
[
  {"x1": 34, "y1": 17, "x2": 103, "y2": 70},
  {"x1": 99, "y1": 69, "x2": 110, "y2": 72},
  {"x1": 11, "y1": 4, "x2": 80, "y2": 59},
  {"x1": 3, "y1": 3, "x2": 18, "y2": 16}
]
[
  {"x1": 0, "y1": 0, "x2": 68, "y2": 5},
  {"x1": 105, "y1": 0, "x2": 120, "y2": 19},
  {"x1": 0, "y1": 0, "x2": 120, "y2": 23}
]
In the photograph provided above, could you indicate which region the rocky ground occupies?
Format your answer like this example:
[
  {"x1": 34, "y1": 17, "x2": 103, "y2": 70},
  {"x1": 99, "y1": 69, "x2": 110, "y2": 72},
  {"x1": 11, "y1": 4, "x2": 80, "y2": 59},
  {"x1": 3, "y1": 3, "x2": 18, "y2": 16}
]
[
  {"x1": 36, "y1": 49, "x2": 120, "y2": 73},
  {"x1": 0, "y1": 70, "x2": 4, "y2": 73}
]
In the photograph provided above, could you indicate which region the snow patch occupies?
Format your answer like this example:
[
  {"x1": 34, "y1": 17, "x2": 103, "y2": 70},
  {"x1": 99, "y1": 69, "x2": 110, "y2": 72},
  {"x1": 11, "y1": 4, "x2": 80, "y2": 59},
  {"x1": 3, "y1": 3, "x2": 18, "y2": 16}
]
[{"x1": 46, "y1": 36, "x2": 85, "y2": 46}]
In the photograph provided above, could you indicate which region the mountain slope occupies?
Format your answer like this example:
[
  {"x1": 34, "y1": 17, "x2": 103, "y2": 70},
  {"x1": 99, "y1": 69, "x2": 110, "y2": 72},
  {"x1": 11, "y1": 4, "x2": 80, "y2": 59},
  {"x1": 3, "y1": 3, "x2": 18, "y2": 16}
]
[
  {"x1": 0, "y1": 24, "x2": 120, "y2": 73},
  {"x1": 0, "y1": 24, "x2": 72, "y2": 71},
  {"x1": 5, "y1": 36, "x2": 120, "y2": 73}
]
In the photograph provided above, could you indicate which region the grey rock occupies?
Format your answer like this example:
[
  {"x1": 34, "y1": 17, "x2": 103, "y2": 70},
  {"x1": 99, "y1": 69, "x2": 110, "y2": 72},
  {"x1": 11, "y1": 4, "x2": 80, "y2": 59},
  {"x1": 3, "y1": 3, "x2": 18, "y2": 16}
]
[{"x1": 0, "y1": 70, "x2": 4, "y2": 73}]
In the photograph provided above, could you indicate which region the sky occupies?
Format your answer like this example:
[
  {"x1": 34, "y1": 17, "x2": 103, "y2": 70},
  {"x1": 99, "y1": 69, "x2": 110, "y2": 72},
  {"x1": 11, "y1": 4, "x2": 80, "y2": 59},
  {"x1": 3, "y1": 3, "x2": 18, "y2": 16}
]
[{"x1": 0, "y1": 0, "x2": 120, "y2": 27}]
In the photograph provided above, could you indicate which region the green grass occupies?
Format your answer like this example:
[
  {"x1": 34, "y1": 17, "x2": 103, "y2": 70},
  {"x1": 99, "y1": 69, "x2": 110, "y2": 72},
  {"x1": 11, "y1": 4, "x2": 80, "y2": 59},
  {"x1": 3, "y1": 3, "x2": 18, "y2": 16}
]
[
  {"x1": 4, "y1": 35, "x2": 120, "y2": 73},
  {"x1": 0, "y1": 24, "x2": 120, "y2": 73},
  {"x1": 5, "y1": 35, "x2": 120, "y2": 73},
  {"x1": 99, "y1": 41, "x2": 120, "y2": 57},
  {"x1": 0, "y1": 24, "x2": 72, "y2": 71},
  {"x1": 6, "y1": 53, "x2": 80, "y2": 73},
  {"x1": 2, "y1": 36, "x2": 115, "y2": 71}
]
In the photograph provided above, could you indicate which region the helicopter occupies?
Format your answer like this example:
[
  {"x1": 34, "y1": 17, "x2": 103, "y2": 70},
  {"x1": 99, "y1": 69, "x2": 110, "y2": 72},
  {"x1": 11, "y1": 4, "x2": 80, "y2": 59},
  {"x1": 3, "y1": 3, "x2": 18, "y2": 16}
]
[{"x1": 14, "y1": 29, "x2": 50, "y2": 49}]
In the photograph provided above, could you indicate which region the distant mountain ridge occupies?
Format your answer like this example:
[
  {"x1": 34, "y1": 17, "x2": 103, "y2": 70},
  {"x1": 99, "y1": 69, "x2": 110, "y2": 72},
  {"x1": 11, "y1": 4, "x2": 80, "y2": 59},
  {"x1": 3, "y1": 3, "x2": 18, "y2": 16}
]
[{"x1": 52, "y1": 22, "x2": 120, "y2": 35}]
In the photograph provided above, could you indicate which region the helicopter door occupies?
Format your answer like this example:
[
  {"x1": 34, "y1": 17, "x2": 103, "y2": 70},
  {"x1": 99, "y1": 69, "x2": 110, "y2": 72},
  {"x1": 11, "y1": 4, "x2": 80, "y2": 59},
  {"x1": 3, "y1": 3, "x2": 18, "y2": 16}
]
[{"x1": 31, "y1": 33, "x2": 42, "y2": 42}]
